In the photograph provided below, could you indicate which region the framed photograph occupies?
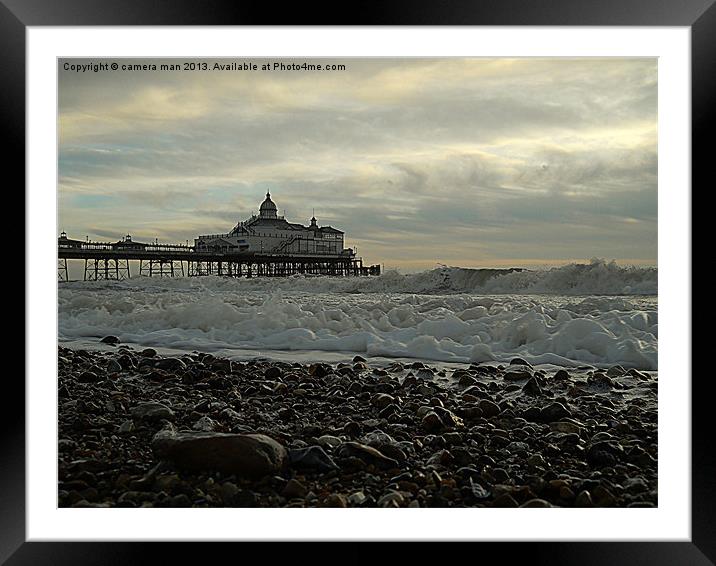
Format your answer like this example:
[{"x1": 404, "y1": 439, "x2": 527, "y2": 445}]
[{"x1": 10, "y1": 0, "x2": 709, "y2": 562}]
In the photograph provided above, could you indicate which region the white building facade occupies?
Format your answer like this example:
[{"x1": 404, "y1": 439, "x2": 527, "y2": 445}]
[{"x1": 195, "y1": 191, "x2": 353, "y2": 257}]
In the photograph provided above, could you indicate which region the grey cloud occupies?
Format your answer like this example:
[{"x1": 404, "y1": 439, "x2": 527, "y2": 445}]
[{"x1": 58, "y1": 57, "x2": 658, "y2": 267}]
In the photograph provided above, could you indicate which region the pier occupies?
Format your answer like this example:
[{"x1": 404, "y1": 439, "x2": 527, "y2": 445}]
[
  {"x1": 58, "y1": 237, "x2": 380, "y2": 281},
  {"x1": 58, "y1": 192, "x2": 383, "y2": 281}
]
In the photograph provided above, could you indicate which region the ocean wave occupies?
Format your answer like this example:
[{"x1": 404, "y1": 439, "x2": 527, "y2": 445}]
[
  {"x1": 58, "y1": 264, "x2": 658, "y2": 369},
  {"x1": 62, "y1": 258, "x2": 656, "y2": 297}
]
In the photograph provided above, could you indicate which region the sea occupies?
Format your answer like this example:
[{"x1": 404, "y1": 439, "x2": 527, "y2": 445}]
[{"x1": 58, "y1": 259, "x2": 658, "y2": 371}]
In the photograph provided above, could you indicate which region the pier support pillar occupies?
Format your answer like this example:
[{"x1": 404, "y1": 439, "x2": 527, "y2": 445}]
[
  {"x1": 140, "y1": 259, "x2": 183, "y2": 277},
  {"x1": 58, "y1": 258, "x2": 69, "y2": 282},
  {"x1": 83, "y1": 258, "x2": 130, "y2": 281}
]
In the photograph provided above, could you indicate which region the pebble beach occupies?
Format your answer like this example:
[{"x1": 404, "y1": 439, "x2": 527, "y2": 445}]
[{"x1": 58, "y1": 340, "x2": 657, "y2": 508}]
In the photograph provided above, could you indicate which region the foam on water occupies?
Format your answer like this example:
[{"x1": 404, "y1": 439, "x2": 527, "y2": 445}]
[{"x1": 58, "y1": 261, "x2": 658, "y2": 370}]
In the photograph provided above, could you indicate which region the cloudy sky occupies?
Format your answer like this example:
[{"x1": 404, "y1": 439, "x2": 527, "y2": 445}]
[{"x1": 59, "y1": 57, "x2": 657, "y2": 270}]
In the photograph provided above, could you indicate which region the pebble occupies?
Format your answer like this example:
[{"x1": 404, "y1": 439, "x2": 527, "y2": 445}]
[
  {"x1": 586, "y1": 440, "x2": 624, "y2": 467},
  {"x1": 288, "y1": 445, "x2": 338, "y2": 472},
  {"x1": 522, "y1": 377, "x2": 542, "y2": 395},
  {"x1": 220, "y1": 481, "x2": 239, "y2": 504},
  {"x1": 282, "y1": 478, "x2": 308, "y2": 499},
  {"x1": 336, "y1": 442, "x2": 399, "y2": 470},
  {"x1": 607, "y1": 365, "x2": 625, "y2": 377},
  {"x1": 131, "y1": 402, "x2": 175, "y2": 422},
  {"x1": 467, "y1": 478, "x2": 490, "y2": 500},
  {"x1": 592, "y1": 486, "x2": 617, "y2": 507},
  {"x1": 316, "y1": 435, "x2": 342, "y2": 448},
  {"x1": 370, "y1": 393, "x2": 395, "y2": 409},
  {"x1": 574, "y1": 490, "x2": 594, "y2": 507},
  {"x1": 540, "y1": 402, "x2": 572, "y2": 422},
  {"x1": 264, "y1": 366, "x2": 282, "y2": 379},
  {"x1": 343, "y1": 421, "x2": 361, "y2": 437},
  {"x1": 323, "y1": 493, "x2": 347, "y2": 507},
  {"x1": 434, "y1": 407, "x2": 463, "y2": 428},
  {"x1": 550, "y1": 421, "x2": 581, "y2": 434},
  {"x1": 416, "y1": 384, "x2": 433, "y2": 396},
  {"x1": 491, "y1": 468, "x2": 510, "y2": 483},
  {"x1": 78, "y1": 371, "x2": 101, "y2": 383},
  {"x1": 506, "y1": 441, "x2": 529, "y2": 454},
  {"x1": 154, "y1": 357, "x2": 186, "y2": 371},
  {"x1": 553, "y1": 369, "x2": 571, "y2": 380},
  {"x1": 422, "y1": 411, "x2": 444, "y2": 432},
  {"x1": 308, "y1": 363, "x2": 330, "y2": 378},
  {"x1": 479, "y1": 399, "x2": 501, "y2": 417},
  {"x1": 117, "y1": 420, "x2": 135, "y2": 434},
  {"x1": 491, "y1": 493, "x2": 519, "y2": 508},
  {"x1": 377, "y1": 491, "x2": 405, "y2": 508},
  {"x1": 348, "y1": 491, "x2": 368, "y2": 506},
  {"x1": 623, "y1": 477, "x2": 649, "y2": 493},
  {"x1": 458, "y1": 374, "x2": 478, "y2": 386},
  {"x1": 192, "y1": 416, "x2": 217, "y2": 432},
  {"x1": 57, "y1": 347, "x2": 657, "y2": 509},
  {"x1": 504, "y1": 369, "x2": 533, "y2": 381},
  {"x1": 527, "y1": 454, "x2": 547, "y2": 468}
]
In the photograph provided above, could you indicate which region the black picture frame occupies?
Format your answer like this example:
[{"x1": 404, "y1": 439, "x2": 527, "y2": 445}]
[{"x1": 6, "y1": 0, "x2": 710, "y2": 563}]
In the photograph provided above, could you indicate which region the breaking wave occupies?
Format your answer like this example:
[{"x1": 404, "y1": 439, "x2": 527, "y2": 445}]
[
  {"x1": 58, "y1": 260, "x2": 658, "y2": 369},
  {"x1": 376, "y1": 259, "x2": 656, "y2": 296},
  {"x1": 62, "y1": 258, "x2": 655, "y2": 296}
]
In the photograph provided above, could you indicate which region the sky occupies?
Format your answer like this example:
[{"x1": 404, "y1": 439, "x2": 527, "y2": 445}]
[{"x1": 59, "y1": 57, "x2": 657, "y2": 271}]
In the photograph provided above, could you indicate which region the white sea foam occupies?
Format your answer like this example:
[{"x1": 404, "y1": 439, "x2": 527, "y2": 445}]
[{"x1": 58, "y1": 261, "x2": 658, "y2": 370}]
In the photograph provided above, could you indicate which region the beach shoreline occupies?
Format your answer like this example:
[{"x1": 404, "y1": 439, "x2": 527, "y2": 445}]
[{"x1": 58, "y1": 342, "x2": 657, "y2": 508}]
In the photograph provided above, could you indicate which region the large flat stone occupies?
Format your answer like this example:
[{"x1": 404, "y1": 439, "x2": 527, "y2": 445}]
[{"x1": 152, "y1": 431, "x2": 287, "y2": 478}]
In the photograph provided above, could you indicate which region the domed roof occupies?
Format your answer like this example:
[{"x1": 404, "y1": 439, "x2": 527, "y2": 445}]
[{"x1": 259, "y1": 191, "x2": 278, "y2": 218}]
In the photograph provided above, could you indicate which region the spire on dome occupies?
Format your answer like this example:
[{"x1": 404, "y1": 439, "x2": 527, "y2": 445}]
[{"x1": 259, "y1": 190, "x2": 278, "y2": 219}]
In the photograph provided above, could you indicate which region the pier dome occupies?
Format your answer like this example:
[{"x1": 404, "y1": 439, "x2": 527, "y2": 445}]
[
  {"x1": 259, "y1": 191, "x2": 278, "y2": 219},
  {"x1": 198, "y1": 189, "x2": 350, "y2": 259}
]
